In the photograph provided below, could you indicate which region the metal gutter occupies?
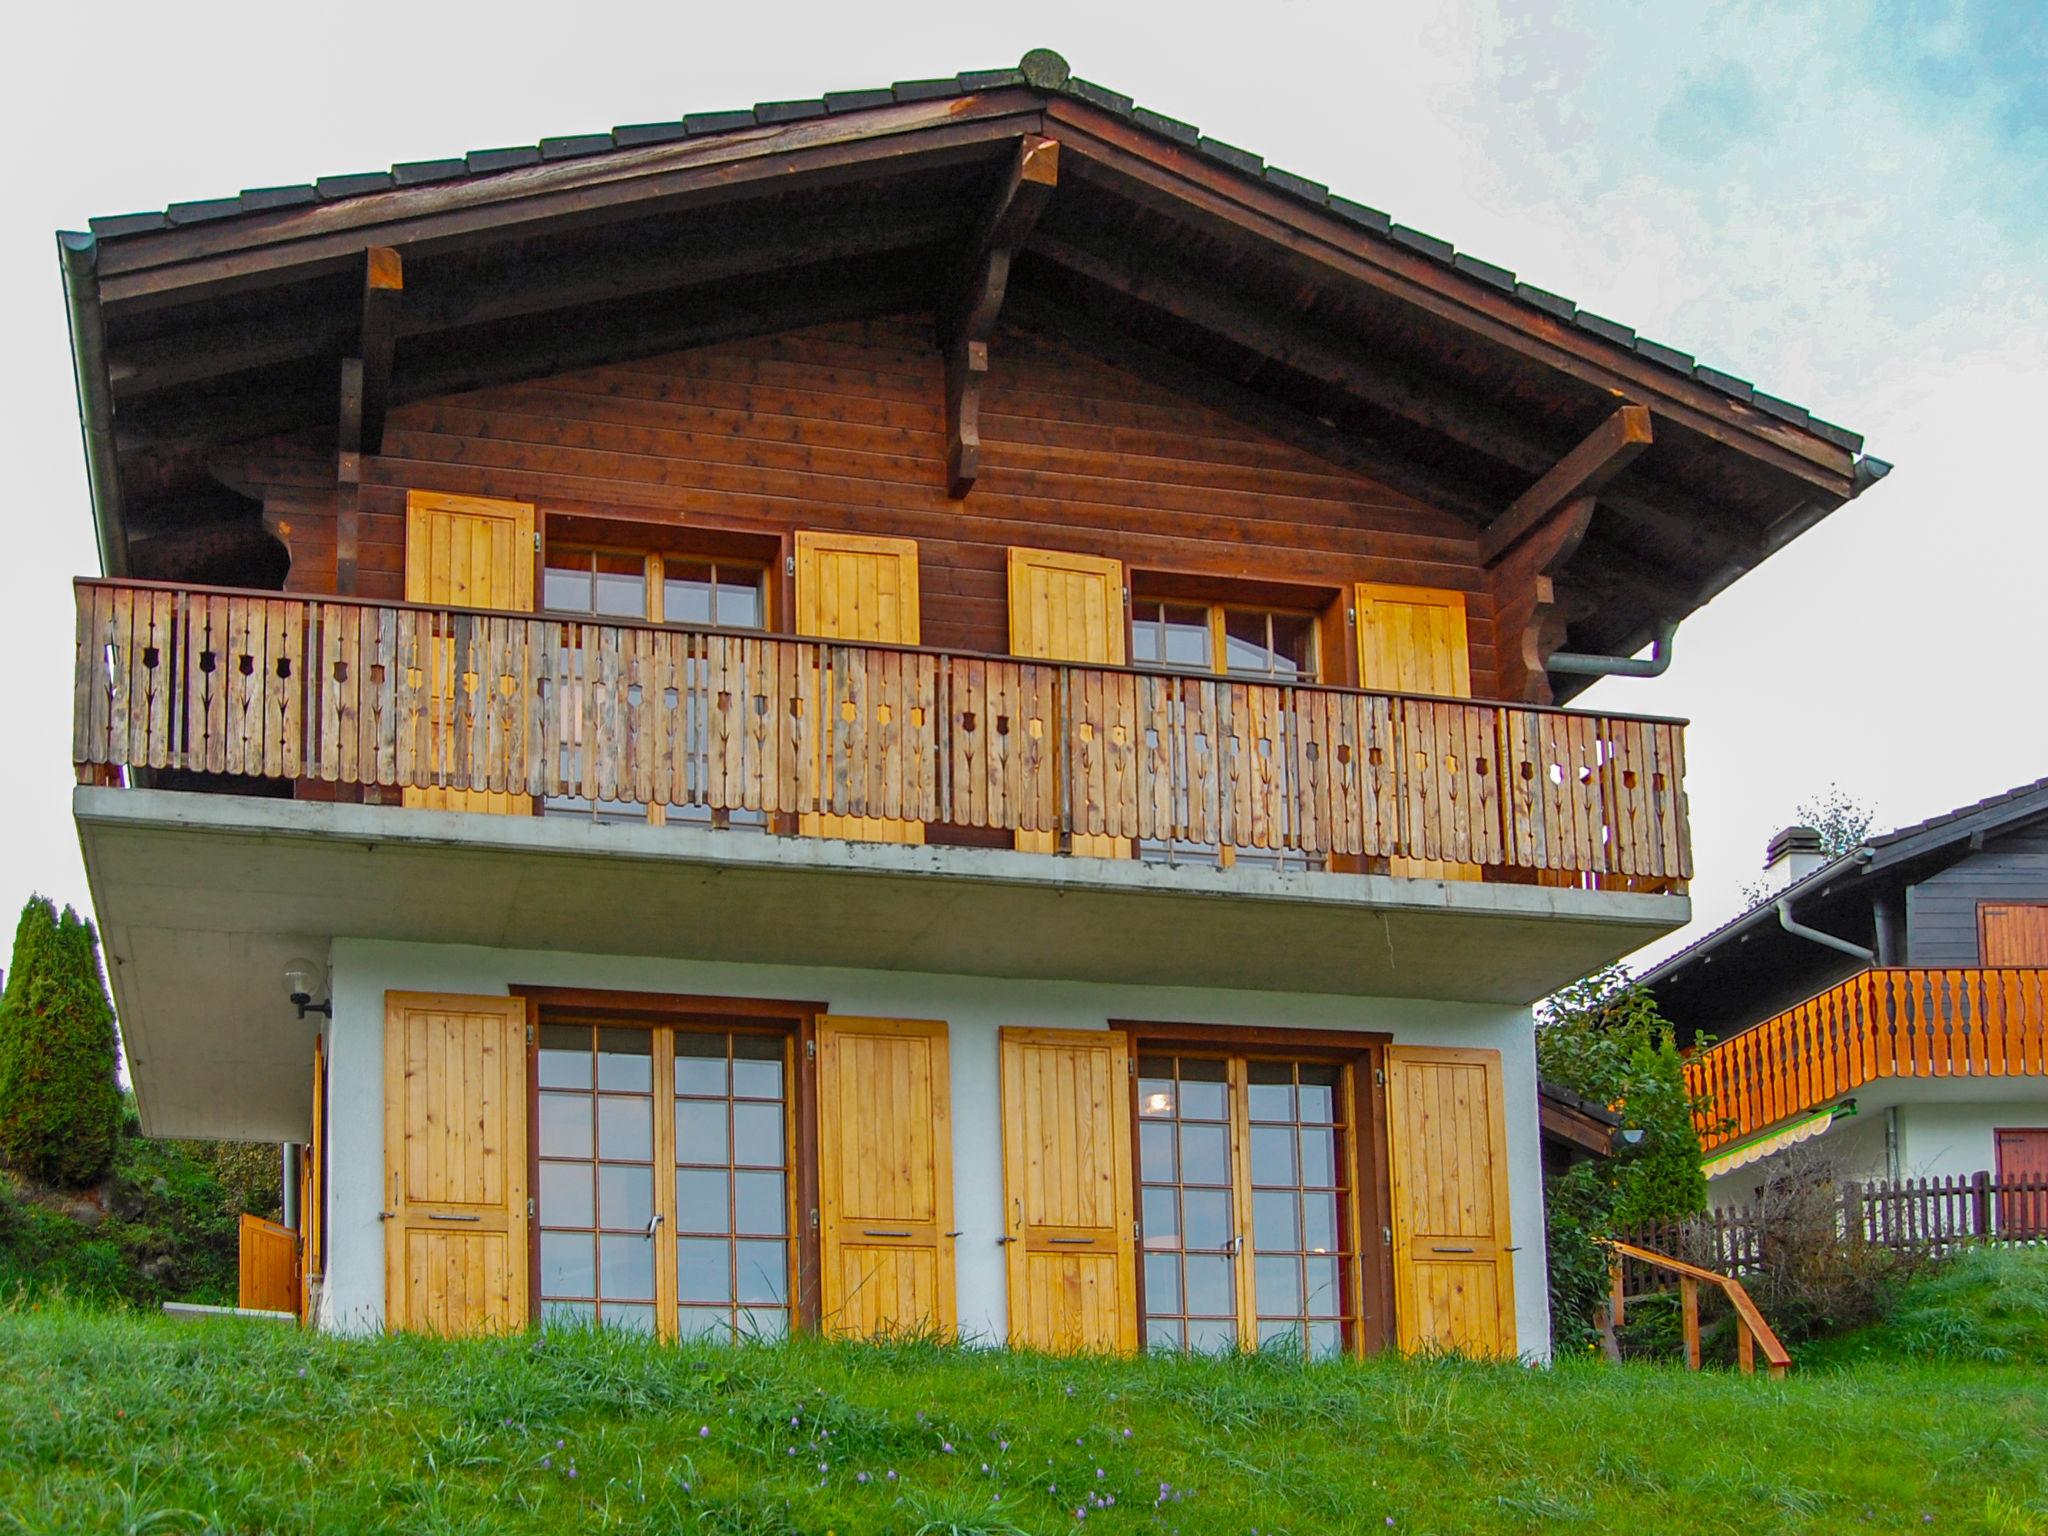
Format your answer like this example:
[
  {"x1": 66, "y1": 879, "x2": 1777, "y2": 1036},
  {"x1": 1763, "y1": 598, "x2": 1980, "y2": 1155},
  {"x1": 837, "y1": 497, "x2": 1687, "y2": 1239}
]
[
  {"x1": 58, "y1": 230, "x2": 125, "y2": 577},
  {"x1": 1547, "y1": 620, "x2": 1677, "y2": 680},
  {"x1": 1775, "y1": 896, "x2": 1875, "y2": 963}
]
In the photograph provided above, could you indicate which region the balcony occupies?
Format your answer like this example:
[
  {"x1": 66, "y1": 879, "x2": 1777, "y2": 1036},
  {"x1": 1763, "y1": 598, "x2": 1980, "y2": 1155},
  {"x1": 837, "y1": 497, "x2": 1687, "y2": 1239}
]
[
  {"x1": 73, "y1": 578, "x2": 1693, "y2": 886},
  {"x1": 1686, "y1": 967, "x2": 2048, "y2": 1156}
]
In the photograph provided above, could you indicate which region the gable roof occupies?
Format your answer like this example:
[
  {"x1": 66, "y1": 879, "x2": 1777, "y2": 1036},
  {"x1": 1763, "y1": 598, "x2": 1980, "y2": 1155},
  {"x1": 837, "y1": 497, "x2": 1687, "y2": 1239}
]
[
  {"x1": 74, "y1": 51, "x2": 1864, "y2": 455},
  {"x1": 58, "y1": 49, "x2": 1884, "y2": 700}
]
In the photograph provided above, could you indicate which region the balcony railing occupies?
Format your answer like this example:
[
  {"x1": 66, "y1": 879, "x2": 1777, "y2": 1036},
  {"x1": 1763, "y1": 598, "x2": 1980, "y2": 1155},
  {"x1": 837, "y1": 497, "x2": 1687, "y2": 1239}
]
[
  {"x1": 72, "y1": 578, "x2": 1692, "y2": 887},
  {"x1": 1686, "y1": 967, "x2": 2048, "y2": 1154}
]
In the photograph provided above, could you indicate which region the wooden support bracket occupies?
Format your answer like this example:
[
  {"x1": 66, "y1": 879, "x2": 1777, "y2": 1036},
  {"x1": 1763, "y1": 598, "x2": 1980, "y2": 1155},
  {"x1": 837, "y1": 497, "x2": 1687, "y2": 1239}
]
[
  {"x1": 939, "y1": 136, "x2": 1059, "y2": 499},
  {"x1": 1480, "y1": 403, "x2": 1652, "y2": 565},
  {"x1": 335, "y1": 246, "x2": 401, "y2": 596}
]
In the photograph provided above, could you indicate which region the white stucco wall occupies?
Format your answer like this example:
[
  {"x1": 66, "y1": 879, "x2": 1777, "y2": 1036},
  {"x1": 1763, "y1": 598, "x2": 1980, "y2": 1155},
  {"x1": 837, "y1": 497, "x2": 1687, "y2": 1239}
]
[
  {"x1": 1897, "y1": 1101, "x2": 2048, "y2": 1181},
  {"x1": 319, "y1": 937, "x2": 1551, "y2": 1359}
]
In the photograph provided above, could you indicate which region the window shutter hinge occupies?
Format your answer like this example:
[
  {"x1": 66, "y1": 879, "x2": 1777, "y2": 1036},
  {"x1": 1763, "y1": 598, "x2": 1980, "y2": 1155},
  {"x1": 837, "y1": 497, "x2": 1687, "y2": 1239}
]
[
  {"x1": 533, "y1": 531, "x2": 542, "y2": 552},
  {"x1": 527, "y1": 1025, "x2": 534, "y2": 1045},
  {"x1": 786, "y1": 554, "x2": 796, "y2": 576},
  {"x1": 1383, "y1": 1225, "x2": 1392, "y2": 1246},
  {"x1": 1347, "y1": 607, "x2": 1356, "y2": 626},
  {"x1": 1374, "y1": 1066, "x2": 1384, "y2": 1086},
  {"x1": 527, "y1": 1197, "x2": 536, "y2": 1219},
  {"x1": 806, "y1": 1039, "x2": 816, "y2": 1062}
]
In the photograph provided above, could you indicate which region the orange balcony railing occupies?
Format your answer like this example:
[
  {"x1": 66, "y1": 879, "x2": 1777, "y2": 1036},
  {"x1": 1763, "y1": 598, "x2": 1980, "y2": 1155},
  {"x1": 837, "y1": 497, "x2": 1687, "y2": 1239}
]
[
  {"x1": 1686, "y1": 967, "x2": 2048, "y2": 1153},
  {"x1": 72, "y1": 578, "x2": 1692, "y2": 887}
]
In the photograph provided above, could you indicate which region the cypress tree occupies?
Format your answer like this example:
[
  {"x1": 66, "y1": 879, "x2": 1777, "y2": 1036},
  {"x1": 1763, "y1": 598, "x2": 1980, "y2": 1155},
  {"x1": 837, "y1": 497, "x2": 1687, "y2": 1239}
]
[{"x1": 0, "y1": 897, "x2": 124, "y2": 1189}]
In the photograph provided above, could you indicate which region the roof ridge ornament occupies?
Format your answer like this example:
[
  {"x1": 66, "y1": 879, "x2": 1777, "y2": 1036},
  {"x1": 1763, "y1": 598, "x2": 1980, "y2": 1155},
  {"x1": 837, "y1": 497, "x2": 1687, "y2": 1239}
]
[{"x1": 1019, "y1": 49, "x2": 1071, "y2": 91}]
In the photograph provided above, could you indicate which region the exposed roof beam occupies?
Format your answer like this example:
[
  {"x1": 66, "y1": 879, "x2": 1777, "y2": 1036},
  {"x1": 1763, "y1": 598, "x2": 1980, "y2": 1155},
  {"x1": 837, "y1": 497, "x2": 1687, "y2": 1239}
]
[
  {"x1": 1480, "y1": 404, "x2": 1652, "y2": 564},
  {"x1": 939, "y1": 135, "x2": 1059, "y2": 498},
  {"x1": 353, "y1": 246, "x2": 403, "y2": 456}
]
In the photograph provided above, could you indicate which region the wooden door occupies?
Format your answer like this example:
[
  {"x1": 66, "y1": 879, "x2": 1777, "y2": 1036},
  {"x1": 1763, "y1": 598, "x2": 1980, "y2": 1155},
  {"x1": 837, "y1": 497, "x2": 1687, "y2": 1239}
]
[
  {"x1": 1981, "y1": 905, "x2": 2048, "y2": 964},
  {"x1": 1384, "y1": 1046, "x2": 1517, "y2": 1358},
  {"x1": 1996, "y1": 1128, "x2": 2048, "y2": 1237},
  {"x1": 1000, "y1": 1028, "x2": 1138, "y2": 1354},
  {"x1": 1355, "y1": 583, "x2": 1480, "y2": 880},
  {"x1": 816, "y1": 1016, "x2": 955, "y2": 1337},
  {"x1": 794, "y1": 531, "x2": 924, "y2": 843},
  {"x1": 239, "y1": 1213, "x2": 300, "y2": 1314},
  {"x1": 403, "y1": 491, "x2": 536, "y2": 815},
  {"x1": 383, "y1": 992, "x2": 530, "y2": 1334},
  {"x1": 300, "y1": 1040, "x2": 326, "y2": 1319},
  {"x1": 1007, "y1": 548, "x2": 1130, "y2": 858}
]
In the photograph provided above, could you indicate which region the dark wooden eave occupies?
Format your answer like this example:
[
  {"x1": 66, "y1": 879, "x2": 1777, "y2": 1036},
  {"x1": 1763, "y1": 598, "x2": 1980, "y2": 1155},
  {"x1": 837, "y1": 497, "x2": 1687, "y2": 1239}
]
[{"x1": 59, "y1": 54, "x2": 1882, "y2": 701}]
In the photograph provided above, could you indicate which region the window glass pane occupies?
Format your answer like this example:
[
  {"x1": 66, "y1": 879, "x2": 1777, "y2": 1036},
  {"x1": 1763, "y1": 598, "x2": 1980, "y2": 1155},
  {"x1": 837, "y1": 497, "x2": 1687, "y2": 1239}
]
[
  {"x1": 1181, "y1": 1188, "x2": 1233, "y2": 1251},
  {"x1": 1146, "y1": 1318, "x2": 1184, "y2": 1353},
  {"x1": 1137, "y1": 1070, "x2": 1176, "y2": 1118},
  {"x1": 1130, "y1": 607, "x2": 1163, "y2": 667},
  {"x1": 1270, "y1": 613, "x2": 1317, "y2": 682},
  {"x1": 537, "y1": 1027, "x2": 591, "y2": 1090},
  {"x1": 1258, "y1": 1318, "x2": 1302, "y2": 1352},
  {"x1": 1250, "y1": 1125, "x2": 1297, "y2": 1186},
  {"x1": 538, "y1": 1162, "x2": 593, "y2": 1229},
  {"x1": 598, "y1": 1096, "x2": 653, "y2": 1162},
  {"x1": 1246, "y1": 1061, "x2": 1294, "y2": 1122},
  {"x1": 676, "y1": 1102, "x2": 729, "y2": 1166},
  {"x1": 539, "y1": 1093, "x2": 592, "y2": 1159},
  {"x1": 735, "y1": 1170, "x2": 787, "y2": 1235},
  {"x1": 543, "y1": 554, "x2": 593, "y2": 615},
  {"x1": 732, "y1": 1102, "x2": 784, "y2": 1167},
  {"x1": 1141, "y1": 1185, "x2": 1179, "y2": 1249},
  {"x1": 1307, "y1": 1320, "x2": 1345, "y2": 1360},
  {"x1": 599, "y1": 1233, "x2": 655, "y2": 1301},
  {"x1": 1255, "y1": 1255, "x2": 1301, "y2": 1316},
  {"x1": 1298, "y1": 1128, "x2": 1338, "y2": 1188},
  {"x1": 1178, "y1": 1123, "x2": 1230, "y2": 1185},
  {"x1": 676, "y1": 1169, "x2": 731, "y2": 1230},
  {"x1": 731, "y1": 1035, "x2": 783, "y2": 1098},
  {"x1": 739, "y1": 1306, "x2": 789, "y2": 1343},
  {"x1": 598, "y1": 1164, "x2": 653, "y2": 1231},
  {"x1": 1161, "y1": 606, "x2": 1211, "y2": 668},
  {"x1": 596, "y1": 1029, "x2": 653, "y2": 1092},
  {"x1": 735, "y1": 1240, "x2": 788, "y2": 1305},
  {"x1": 1304, "y1": 1256, "x2": 1342, "y2": 1317},
  {"x1": 540, "y1": 1232, "x2": 595, "y2": 1297},
  {"x1": 543, "y1": 1299, "x2": 596, "y2": 1329},
  {"x1": 1139, "y1": 1122, "x2": 1176, "y2": 1182},
  {"x1": 1177, "y1": 1059, "x2": 1228, "y2": 1121},
  {"x1": 1144, "y1": 1253, "x2": 1182, "y2": 1313},
  {"x1": 663, "y1": 567, "x2": 715, "y2": 626},
  {"x1": 605, "y1": 1304, "x2": 656, "y2": 1335},
  {"x1": 1296, "y1": 1066, "x2": 1338, "y2": 1124},
  {"x1": 1223, "y1": 609, "x2": 1272, "y2": 675},
  {"x1": 592, "y1": 552, "x2": 648, "y2": 618},
  {"x1": 675, "y1": 1035, "x2": 727, "y2": 1097},
  {"x1": 1183, "y1": 1254, "x2": 1234, "y2": 1317},
  {"x1": 716, "y1": 573, "x2": 764, "y2": 629},
  {"x1": 677, "y1": 1305, "x2": 728, "y2": 1341},
  {"x1": 1254, "y1": 1190, "x2": 1299, "y2": 1251},
  {"x1": 1302, "y1": 1192, "x2": 1339, "y2": 1254},
  {"x1": 678, "y1": 1237, "x2": 733, "y2": 1303},
  {"x1": 1187, "y1": 1316, "x2": 1236, "y2": 1355}
]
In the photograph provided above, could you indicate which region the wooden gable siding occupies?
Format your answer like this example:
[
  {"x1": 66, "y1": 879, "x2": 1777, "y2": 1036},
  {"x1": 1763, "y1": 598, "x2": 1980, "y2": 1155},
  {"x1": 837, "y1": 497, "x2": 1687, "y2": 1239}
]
[
  {"x1": 232, "y1": 313, "x2": 1502, "y2": 696},
  {"x1": 1908, "y1": 827, "x2": 2048, "y2": 966}
]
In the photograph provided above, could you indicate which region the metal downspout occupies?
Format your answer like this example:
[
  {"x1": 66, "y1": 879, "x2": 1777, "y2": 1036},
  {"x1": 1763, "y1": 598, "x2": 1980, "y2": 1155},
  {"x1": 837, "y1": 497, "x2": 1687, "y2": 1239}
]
[
  {"x1": 1776, "y1": 897, "x2": 1876, "y2": 963},
  {"x1": 58, "y1": 230, "x2": 126, "y2": 578},
  {"x1": 1546, "y1": 619, "x2": 1678, "y2": 679}
]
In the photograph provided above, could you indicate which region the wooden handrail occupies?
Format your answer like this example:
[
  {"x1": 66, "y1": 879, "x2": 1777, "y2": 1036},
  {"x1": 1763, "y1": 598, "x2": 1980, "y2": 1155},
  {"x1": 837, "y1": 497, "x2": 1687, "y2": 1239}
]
[
  {"x1": 1685, "y1": 967, "x2": 2048, "y2": 1153},
  {"x1": 1606, "y1": 1239, "x2": 1790, "y2": 1378},
  {"x1": 70, "y1": 579, "x2": 1694, "y2": 885}
]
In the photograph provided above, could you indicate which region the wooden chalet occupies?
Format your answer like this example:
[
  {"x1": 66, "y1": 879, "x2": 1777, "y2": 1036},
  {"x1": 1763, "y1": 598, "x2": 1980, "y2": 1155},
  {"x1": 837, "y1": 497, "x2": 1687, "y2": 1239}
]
[{"x1": 61, "y1": 50, "x2": 1884, "y2": 1358}]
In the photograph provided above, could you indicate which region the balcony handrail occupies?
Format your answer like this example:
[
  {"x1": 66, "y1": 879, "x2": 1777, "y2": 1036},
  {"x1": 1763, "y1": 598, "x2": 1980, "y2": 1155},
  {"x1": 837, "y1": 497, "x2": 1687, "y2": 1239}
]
[
  {"x1": 70, "y1": 576, "x2": 1690, "y2": 728},
  {"x1": 1685, "y1": 965, "x2": 2048, "y2": 1154},
  {"x1": 72, "y1": 578, "x2": 1693, "y2": 884}
]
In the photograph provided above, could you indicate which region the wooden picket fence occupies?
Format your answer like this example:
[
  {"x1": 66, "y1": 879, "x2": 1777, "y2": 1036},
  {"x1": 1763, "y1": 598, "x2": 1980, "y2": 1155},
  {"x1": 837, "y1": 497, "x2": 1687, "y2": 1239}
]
[{"x1": 1618, "y1": 1171, "x2": 2048, "y2": 1291}]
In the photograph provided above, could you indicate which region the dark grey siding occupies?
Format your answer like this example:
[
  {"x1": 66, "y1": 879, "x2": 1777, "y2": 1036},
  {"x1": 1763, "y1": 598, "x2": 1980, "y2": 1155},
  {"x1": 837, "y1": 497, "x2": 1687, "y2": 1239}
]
[{"x1": 1906, "y1": 826, "x2": 2048, "y2": 964}]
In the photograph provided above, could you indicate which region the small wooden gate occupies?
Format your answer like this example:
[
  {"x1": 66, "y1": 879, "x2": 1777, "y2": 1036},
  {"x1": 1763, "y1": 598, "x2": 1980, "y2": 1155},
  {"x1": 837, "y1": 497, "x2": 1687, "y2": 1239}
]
[{"x1": 238, "y1": 1213, "x2": 300, "y2": 1315}]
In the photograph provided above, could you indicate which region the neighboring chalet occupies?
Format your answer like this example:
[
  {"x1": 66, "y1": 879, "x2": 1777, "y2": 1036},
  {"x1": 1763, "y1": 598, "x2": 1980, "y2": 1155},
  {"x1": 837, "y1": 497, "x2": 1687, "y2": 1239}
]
[
  {"x1": 61, "y1": 51, "x2": 1884, "y2": 1360},
  {"x1": 1648, "y1": 783, "x2": 2048, "y2": 1208}
]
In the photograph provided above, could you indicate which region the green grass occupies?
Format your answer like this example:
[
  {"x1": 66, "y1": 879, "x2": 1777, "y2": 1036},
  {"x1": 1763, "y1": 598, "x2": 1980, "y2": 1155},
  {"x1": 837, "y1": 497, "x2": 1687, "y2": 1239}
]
[
  {"x1": 2, "y1": 1303, "x2": 2046, "y2": 1534},
  {"x1": 1804, "y1": 1246, "x2": 2048, "y2": 1369}
]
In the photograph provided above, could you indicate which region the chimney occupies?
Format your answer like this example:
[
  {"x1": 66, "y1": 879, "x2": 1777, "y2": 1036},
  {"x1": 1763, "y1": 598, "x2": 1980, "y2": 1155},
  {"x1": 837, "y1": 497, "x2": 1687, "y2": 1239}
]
[{"x1": 1762, "y1": 825, "x2": 1828, "y2": 893}]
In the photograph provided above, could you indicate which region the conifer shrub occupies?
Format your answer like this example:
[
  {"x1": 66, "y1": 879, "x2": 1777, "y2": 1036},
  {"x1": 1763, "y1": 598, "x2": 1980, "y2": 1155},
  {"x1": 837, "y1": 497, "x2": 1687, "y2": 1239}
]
[{"x1": 0, "y1": 896, "x2": 124, "y2": 1189}]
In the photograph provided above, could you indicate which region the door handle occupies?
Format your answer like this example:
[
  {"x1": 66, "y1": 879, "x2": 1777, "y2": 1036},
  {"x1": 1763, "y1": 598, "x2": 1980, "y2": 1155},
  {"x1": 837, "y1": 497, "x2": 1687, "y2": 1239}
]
[
  {"x1": 862, "y1": 1230, "x2": 912, "y2": 1238},
  {"x1": 1048, "y1": 1237, "x2": 1096, "y2": 1246},
  {"x1": 1431, "y1": 1245, "x2": 1475, "y2": 1254},
  {"x1": 646, "y1": 1212, "x2": 664, "y2": 1240},
  {"x1": 427, "y1": 1213, "x2": 481, "y2": 1223}
]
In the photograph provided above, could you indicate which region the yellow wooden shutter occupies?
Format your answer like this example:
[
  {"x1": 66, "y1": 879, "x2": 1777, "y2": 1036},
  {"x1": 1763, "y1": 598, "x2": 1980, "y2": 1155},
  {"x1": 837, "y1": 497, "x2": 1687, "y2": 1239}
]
[
  {"x1": 816, "y1": 1016, "x2": 956, "y2": 1338},
  {"x1": 1982, "y1": 904, "x2": 2048, "y2": 964},
  {"x1": 382, "y1": 992, "x2": 530, "y2": 1335},
  {"x1": 794, "y1": 530, "x2": 924, "y2": 843},
  {"x1": 1007, "y1": 548, "x2": 1129, "y2": 859},
  {"x1": 999, "y1": 1027, "x2": 1138, "y2": 1354},
  {"x1": 403, "y1": 491, "x2": 536, "y2": 815},
  {"x1": 1355, "y1": 583, "x2": 1480, "y2": 880},
  {"x1": 1384, "y1": 1046, "x2": 1517, "y2": 1358}
]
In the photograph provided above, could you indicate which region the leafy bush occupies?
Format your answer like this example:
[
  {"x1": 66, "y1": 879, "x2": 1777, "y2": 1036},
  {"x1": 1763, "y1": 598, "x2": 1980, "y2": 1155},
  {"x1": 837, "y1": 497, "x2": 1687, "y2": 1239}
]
[
  {"x1": 1805, "y1": 1245, "x2": 2048, "y2": 1366},
  {"x1": 1536, "y1": 966, "x2": 1715, "y2": 1352},
  {"x1": 0, "y1": 897, "x2": 123, "y2": 1189}
]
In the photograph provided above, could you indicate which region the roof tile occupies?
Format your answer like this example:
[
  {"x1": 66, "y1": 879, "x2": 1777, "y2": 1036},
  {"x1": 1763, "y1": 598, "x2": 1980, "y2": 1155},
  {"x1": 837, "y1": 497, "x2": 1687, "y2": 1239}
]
[
  {"x1": 1751, "y1": 390, "x2": 1814, "y2": 428},
  {"x1": 540, "y1": 134, "x2": 616, "y2": 161},
  {"x1": 824, "y1": 88, "x2": 895, "y2": 113},
  {"x1": 1575, "y1": 310, "x2": 1637, "y2": 347},
  {"x1": 88, "y1": 211, "x2": 171, "y2": 238},
  {"x1": 391, "y1": 158, "x2": 466, "y2": 187},
  {"x1": 165, "y1": 197, "x2": 246, "y2": 225},
  {"x1": 1693, "y1": 364, "x2": 1754, "y2": 401},
  {"x1": 315, "y1": 171, "x2": 395, "y2": 199},
  {"x1": 1264, "y1": 167, "x2": 1329, "y2": 202},
  {"x1": 1454, "y1": 253, "x2": 1516, "y2": 290},
  {"x1": 1132, "y1": 107, "x2": 1199, "y2": 145},
  {"x1": 1199, "y1": 136, "x2": 1262, "y2": 174},
  {"x1": 753, "y1": 98, "x2": 827, "y2": 124},
  {"x1": 1633, "y1": 337, "x2": 1696, "y2": 372},
  {"x1": 956, "y1": 68, "x2": 1025, "y2": 91},
  {"x1": 1327, "y1": 195, "x2": 1392, "y2": 234},
  {"x1": 237, "y1": 185, "x2": 318, "y2": 212},
  {"x1": 683, "y1": 109, "x2": 757, "y2": 133},
  {"x1": 1067, "y1": 78, "x2": 1135, "y2": 115},
  {"x1": 610, "y1": 121, "x2": 690, "y2": 148},
  {"x1": 891, "y1": 78, "x2": 958, "y2": 103},
  {"x1": 1390, "y1": 224, "x2": 1454, "y2": 262},
  {"x1": 1514, "y1": 282, "x2": 1576, "y2": 320},
  {"x1": 465, "y1": 147, "x2": 543, "y2": 174}
]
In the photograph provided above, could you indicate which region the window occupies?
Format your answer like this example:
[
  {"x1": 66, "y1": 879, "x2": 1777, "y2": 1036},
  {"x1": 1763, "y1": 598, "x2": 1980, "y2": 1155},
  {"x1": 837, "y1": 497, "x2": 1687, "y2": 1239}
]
[
  {"x1": 1130, "y1": 600, "x2": 1323, "y2": 870},
  {"x1": 541, "y1": 544, "x2": 768, "y2": 829},
  {"x1": 1137, "y1": 1052, "x2": 1358, "y2": 1358},
  {"x1": 535, "y1": 1021, "x2": 795, "y2": 1339}
]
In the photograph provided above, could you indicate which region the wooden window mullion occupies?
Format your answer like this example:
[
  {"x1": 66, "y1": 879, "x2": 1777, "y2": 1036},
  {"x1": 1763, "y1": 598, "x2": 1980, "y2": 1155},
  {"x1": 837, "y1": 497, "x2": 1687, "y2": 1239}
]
[
  {"x1": 1227, "y1": 1056, "x2": 1257, "y2": 1351},
  {"x1": 651, "y1": 1027, "x2": 679, "y2": 1339}
]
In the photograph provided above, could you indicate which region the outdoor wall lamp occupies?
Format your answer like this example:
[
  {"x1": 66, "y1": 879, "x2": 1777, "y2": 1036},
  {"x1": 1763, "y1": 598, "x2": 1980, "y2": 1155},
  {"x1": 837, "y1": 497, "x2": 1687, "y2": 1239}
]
[
  {"x1": 1616, "y1": 1126, "x2": 1647, "y2": 1148},
  {"x1": 282, "y1": 957, "x2": 332, "y2": 1020}
]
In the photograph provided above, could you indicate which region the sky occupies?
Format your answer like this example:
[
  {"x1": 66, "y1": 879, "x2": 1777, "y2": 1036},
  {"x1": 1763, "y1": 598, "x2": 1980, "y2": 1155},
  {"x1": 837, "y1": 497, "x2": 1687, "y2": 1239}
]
[{"x1": 1, "y1": 0, "x2": 2042, "y2": 973}]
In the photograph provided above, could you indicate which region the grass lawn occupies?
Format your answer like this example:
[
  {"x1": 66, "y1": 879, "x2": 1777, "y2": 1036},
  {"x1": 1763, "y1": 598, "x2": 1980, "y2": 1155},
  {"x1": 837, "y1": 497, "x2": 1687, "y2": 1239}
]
[{"x1": 1, "y1": 1300, "x2": 2044, "y2": 1535}]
